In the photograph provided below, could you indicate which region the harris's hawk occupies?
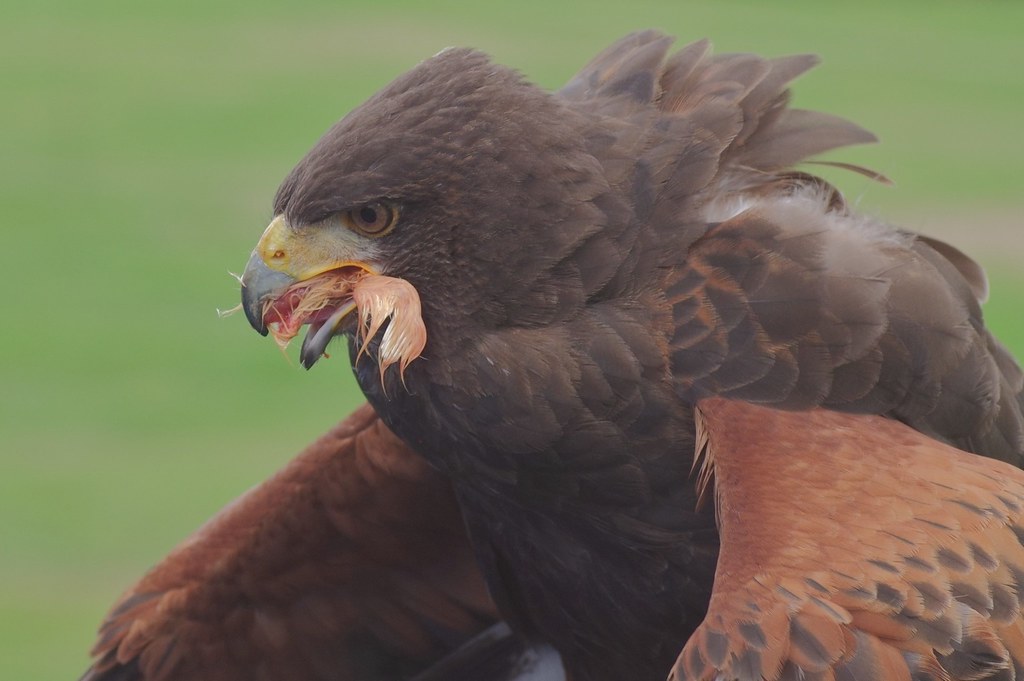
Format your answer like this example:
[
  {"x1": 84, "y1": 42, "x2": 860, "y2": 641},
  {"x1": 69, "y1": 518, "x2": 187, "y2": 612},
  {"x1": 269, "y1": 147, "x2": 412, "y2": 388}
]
[{"x1": 83, "y1": 31, "x2": 1024, "y2": 681}]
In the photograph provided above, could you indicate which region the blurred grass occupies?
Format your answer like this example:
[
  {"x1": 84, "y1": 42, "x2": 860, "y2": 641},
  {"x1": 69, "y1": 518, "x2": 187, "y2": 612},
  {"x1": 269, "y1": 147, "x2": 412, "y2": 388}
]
[{"x1": 1, "y1": 1, "x2": 1021, "y2": 678}]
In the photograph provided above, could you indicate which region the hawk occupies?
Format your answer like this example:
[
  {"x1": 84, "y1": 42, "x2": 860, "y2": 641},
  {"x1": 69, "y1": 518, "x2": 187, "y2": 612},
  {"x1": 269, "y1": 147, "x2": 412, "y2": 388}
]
[{"x1": 84, "y1": 31, "x2": 1024, "y2": 681}]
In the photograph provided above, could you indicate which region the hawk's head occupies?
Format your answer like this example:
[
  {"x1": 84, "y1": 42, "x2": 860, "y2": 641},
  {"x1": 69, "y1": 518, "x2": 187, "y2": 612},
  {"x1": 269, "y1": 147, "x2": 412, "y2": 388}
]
[{"x1": 240, "y1": 47, "x2": 609, "y2": 380}]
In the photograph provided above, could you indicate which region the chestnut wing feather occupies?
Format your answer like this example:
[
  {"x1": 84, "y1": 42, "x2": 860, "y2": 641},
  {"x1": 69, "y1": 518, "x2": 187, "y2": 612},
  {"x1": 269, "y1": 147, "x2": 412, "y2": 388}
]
[
  {"x1": 81, "y1": 405, "x2": 498, "y2": 681},
  {"x1": 674, "y1": 398, "x2": 1024, "y2": 681}
]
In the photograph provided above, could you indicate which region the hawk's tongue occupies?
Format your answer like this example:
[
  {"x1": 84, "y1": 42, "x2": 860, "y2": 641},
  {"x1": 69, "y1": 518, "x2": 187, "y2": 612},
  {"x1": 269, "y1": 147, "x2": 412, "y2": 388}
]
[{"x1": 264, "y1": 288, "x2": 313, "y2": 342}]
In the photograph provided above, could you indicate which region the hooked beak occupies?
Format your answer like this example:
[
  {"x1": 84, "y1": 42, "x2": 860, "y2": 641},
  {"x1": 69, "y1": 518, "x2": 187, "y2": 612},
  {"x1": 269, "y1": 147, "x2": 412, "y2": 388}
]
[
  {"x1": 237, "y1": 214, "x2": 427, "y2": 379},
  {"x1": 240, "y1": 252, "x2": 295, "y2": 336},
  {"x1": 239, "y1": 214, "x2": 381, "y2": 336}
]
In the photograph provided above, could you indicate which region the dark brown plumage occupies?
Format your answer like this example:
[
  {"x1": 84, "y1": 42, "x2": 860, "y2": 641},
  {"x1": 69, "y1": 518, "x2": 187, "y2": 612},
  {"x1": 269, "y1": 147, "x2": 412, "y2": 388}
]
[{"x1": 85, "y1": 31, "x2": 1024, "y2": 681}]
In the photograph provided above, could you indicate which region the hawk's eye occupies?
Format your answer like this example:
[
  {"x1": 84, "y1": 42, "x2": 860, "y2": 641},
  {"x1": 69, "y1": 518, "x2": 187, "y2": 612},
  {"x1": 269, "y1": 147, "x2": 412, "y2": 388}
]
[{"x1": 342, "y1": 202, "x2": 398, "y2": 237}]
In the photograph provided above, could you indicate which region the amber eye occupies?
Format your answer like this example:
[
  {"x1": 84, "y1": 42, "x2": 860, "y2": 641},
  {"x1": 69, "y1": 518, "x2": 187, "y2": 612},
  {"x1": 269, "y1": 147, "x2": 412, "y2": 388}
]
[{"x1": 342, "y1": 201, "x2": 398, "y2": 236}]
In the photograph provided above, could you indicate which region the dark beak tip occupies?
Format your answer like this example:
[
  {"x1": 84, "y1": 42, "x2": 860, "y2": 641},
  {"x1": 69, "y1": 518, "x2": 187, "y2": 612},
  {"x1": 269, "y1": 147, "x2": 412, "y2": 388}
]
[
  {"x1": 241, "y1": 291, "x2": 270, "y2": 336},
  {"x1": 299, "y1": 343, "x2": 319, "y2": 370},
  {"x1": 240, "y1": 252, "x2": 295, "y2": 337}
]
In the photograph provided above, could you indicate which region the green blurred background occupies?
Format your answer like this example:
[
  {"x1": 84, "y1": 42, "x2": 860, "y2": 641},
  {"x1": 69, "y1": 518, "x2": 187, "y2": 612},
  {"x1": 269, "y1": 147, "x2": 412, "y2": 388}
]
[{"x1": 2, "y1": 0, "x2": 1021, "y2": 677}]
